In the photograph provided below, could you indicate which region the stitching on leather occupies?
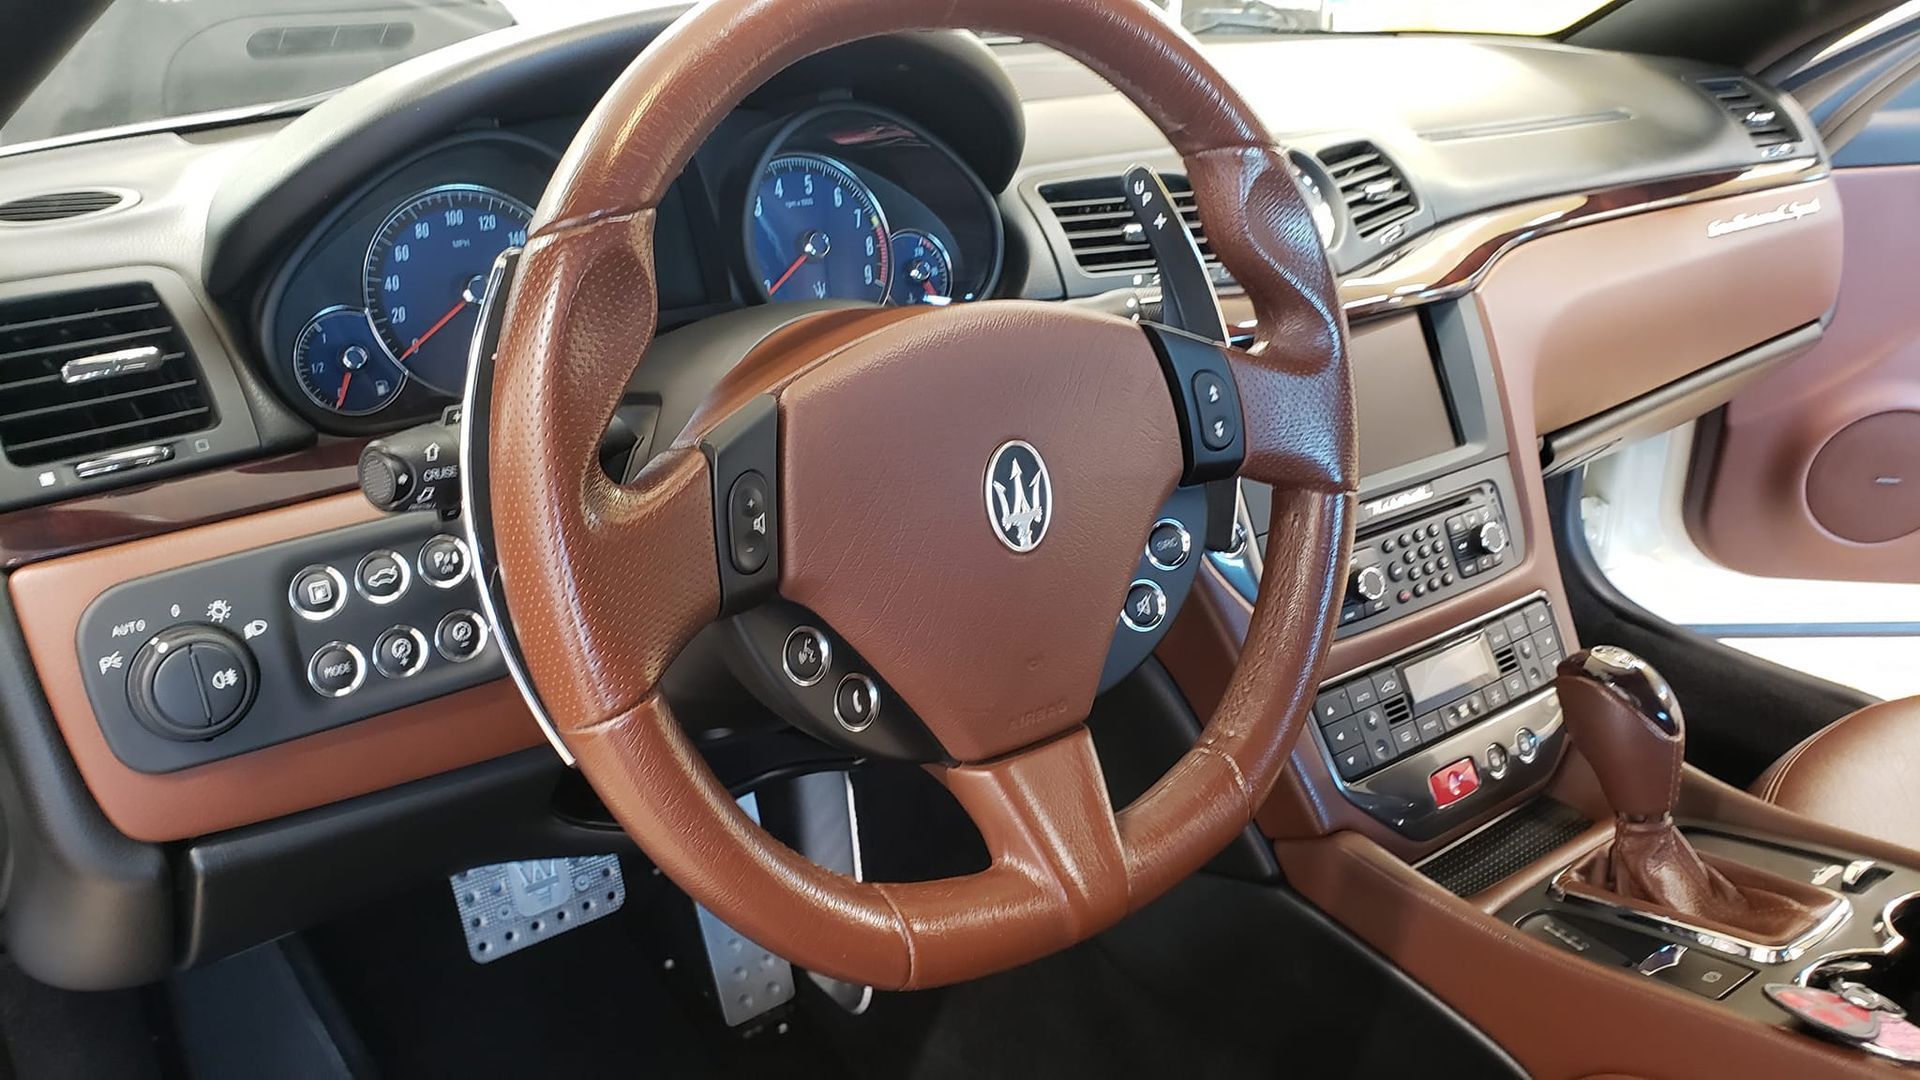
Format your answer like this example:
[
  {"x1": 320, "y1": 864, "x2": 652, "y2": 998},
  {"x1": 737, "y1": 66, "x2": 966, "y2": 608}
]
[
  {"x1": 870, "y1": 882, "x2": 917, "y2": 989},
  {"x1": 1196, "y1": 744, "x2": 1254, "y2": 818},
  {"x1": 1762, "y1": 709, "x2": 1858, "y2": 803}
]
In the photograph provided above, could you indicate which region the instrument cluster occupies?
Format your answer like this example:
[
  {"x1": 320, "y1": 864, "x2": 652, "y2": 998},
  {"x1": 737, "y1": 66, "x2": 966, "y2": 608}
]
[
  {"x1": 261, "y1": 133, "x2": 551, "y2": 431},
  {"x1": 262, "y1": 107, "x2": 1002, "y2": 432},
  {"x1": 740, "y1": 105, "x2": 1002, "y2": 310}
]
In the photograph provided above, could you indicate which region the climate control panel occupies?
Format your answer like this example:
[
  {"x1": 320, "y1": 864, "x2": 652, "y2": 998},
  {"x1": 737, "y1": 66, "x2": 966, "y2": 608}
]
[
  {"x1": 77, "y1": 515, "x2": 503, "y2": 773},
  {"x1": 1311, "y1": 595, "x2": 1567, "y2": 840}
]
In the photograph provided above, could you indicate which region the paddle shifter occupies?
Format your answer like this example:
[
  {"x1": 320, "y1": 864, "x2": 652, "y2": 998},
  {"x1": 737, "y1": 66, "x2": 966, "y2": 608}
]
[{"x1": 1555, "y1": 646, "x2": 1837, "y2": 946}]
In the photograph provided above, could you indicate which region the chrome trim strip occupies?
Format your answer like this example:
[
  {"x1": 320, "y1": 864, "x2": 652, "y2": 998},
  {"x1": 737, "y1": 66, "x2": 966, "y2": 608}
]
[
  {"x1": 1548, "y1": 862, "x2": 1851, "y2": 965},
  {"x1": 458, "y1": 246, "x2": 575, "y2": 767}
]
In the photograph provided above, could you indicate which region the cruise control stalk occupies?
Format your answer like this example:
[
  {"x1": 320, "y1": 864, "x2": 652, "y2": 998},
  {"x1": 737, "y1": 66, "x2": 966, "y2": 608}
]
[{"x1": 358, "y1": 406, "x2": 464, "y2": 515}]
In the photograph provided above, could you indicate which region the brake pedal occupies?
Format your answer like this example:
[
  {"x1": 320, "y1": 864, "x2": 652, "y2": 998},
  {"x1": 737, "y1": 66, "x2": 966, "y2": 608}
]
[{"x1": 451, "y1": 855, "x2": 626, "y2": 964}]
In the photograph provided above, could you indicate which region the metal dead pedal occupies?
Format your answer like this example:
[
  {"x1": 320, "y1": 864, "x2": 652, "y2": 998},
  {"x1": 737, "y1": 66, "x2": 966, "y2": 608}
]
[
  {"x1": 453, "y1": 854, "x2": 626, "y2": 964},
  {"x1": 696, "y1": 793, "x2": 797, "y2": 1027}
]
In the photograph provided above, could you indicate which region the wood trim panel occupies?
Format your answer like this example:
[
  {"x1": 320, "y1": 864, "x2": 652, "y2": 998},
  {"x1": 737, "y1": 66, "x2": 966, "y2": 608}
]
[
  {"x1": 0, "y1": 438, "x2": 367, "y2": 571},
  {"x1": 8, "y1": 492, "x2": 544, "y2": 842}
]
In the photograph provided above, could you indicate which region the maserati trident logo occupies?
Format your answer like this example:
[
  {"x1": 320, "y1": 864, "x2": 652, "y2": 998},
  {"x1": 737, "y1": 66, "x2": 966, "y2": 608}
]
[{"x1": 985, "y1": 440, "x2": 1051, "y2": 552}]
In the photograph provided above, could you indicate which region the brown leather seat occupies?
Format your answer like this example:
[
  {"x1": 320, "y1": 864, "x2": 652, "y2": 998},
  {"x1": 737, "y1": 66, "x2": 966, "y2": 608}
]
[{"x1": 1751, "y1": 698, "x2": 1920, "y2": 852}]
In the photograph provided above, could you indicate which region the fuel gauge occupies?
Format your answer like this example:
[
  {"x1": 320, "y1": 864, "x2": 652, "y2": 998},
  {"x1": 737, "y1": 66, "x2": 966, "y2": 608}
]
[
  {"x1": 889, "y1": 230, "x2": 954, "y2": 306},
  {"x1": 294, "y1": 306, "x2": 407, "y2": 416}
]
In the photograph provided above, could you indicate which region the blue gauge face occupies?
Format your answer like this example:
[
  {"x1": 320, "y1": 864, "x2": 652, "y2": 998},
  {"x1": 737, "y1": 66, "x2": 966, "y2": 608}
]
[
  {"x1": 294, "y1": 307, "x2": 407, "y2": 416},
  {"x1": 889, "y1": 230, "x2": 954, "y2": 306},
  {"x1": 749, "y1": 154, "x2": 891, "y2": 304},
  {"x1": 364, "y1": 185, "x2": 531, "y2": 395}
]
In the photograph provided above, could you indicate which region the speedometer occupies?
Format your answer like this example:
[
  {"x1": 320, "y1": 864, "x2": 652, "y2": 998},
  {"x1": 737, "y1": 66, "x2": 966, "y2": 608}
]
[
  {"x1": 363, "y1": 184, "x2": 532, "y2": 395},
  {"x1": 748, "y1": 154, "x2": 891, "y2": 304}
]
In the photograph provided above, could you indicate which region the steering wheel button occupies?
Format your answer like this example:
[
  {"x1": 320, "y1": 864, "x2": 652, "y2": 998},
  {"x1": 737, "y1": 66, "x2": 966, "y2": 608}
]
[
  {"x1": 374, "y1": 625, "x2": 429, "y2": 679},
  {"x1": 1191, "y1": 372, "x2": 1237, "y2": 451},
  {"x1": 418, "y1": 534, "x2": 471, "y2": 588},
  {"x1": 727, "y1": 471, "x2": 773, "y2": 575},
  {"x1": 307, "y1": 642, "x2": 365, "y2": 698},
  {"x1": 1145, "y1": 519, "x2": 1191, "y2": 570},
  {"x1": 1120, "y1": 580, "x2": 1167, "y2": 633},
  {"x1": 782, "y1": 626, "x2": 830, "y2": 687},
  {"x1": 355, "y1": 550, "x2": 410, "y2": 604},
  {"x1": 436, "y1": 610, "x2": 489, "y2": 663},
  {"x1": 834, "y1": 673, "x2": 880, "y2": 733},
  {"x1": 290, "y1": 564, "x2": 346, "y2": 620}
]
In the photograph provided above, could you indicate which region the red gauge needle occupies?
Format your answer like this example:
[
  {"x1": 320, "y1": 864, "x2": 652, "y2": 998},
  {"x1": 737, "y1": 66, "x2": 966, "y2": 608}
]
[
  {"x1": 767, "y1": 252, "x2": 809, "y2": 297},
  {"x1": 335, "y1": 372, "x2": 353, "y2": 409},
  {"x1": 397, "y1": 298, "x2": 471, "y2": 363}
]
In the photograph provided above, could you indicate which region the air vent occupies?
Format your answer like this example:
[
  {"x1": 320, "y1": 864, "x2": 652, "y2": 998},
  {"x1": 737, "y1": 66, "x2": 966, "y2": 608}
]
[
  {"x1": 0, "y1": 189, "x2": 133, "y2": 225},
  {"x1": 1697, "y1": 77, "x2": 1800, "y2": 153},
  {"x1": 0, "y1": 284, "x2": 214, "y2": 468},
  {"x1": 1320, "y1": 142, "x2": 1418, "y2": 240},
  {"x1": 247, "y1": 22, "x2": 416, "y2": 58},
  {"x1": 1494, "y1": 644, "x2": 1519, "y2": 676},
  {"x1": 1382, "y1": 694, "x2": 1412, "y2": 726},
  {"x1": 1037, "y1": 174, "x2": 1212, "y2": 274}
]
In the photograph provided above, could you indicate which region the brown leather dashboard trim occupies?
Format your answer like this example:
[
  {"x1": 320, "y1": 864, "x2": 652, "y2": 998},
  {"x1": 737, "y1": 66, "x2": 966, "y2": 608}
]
[
  {"x1": 0, "y1": 438, "x2": 366, "y2": 571},
  {"x1": 1337, "y1": 157, "x2": 1828, "y2": 323},
  {"x1": 8, "y1": 492, "x2": 543, "y2": 842}
]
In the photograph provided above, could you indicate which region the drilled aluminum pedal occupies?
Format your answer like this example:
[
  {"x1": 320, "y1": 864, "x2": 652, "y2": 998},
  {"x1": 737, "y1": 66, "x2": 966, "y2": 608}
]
[
  {"x1": 452, "y1": 855, "x2": 625, "y2": 964},
  {"x1": 696, "y1": 793, "x2": 797, "y2": 1026}
]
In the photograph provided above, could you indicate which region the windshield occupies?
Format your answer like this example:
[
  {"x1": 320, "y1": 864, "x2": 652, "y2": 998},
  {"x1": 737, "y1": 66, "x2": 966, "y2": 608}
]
[{"x1": 2, "y1": 0, "x2": 1615, "y2": 148}]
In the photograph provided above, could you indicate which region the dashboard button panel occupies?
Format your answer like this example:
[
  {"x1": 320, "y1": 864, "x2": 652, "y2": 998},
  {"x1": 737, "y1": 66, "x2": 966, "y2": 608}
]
[
  {"x1": 1312, "y1": 594, "x2": 1568, "y2": 840},
  {"x1": 77, "y1": 515, "x2": 504, "y2": 773}
]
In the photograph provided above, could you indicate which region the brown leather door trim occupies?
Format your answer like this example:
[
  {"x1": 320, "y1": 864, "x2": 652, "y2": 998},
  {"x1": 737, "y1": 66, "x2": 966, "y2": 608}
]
[{"x1": 9, "y1": 493, "x2": 543, "y2": 842}]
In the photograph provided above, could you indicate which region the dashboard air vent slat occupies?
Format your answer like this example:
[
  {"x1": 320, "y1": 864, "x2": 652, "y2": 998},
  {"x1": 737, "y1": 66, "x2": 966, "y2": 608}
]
[
  {"x1": 0, "y1": 189, "x2": 132, "y2": 224},
  {"x1": 1320, "y1": 142, "x2": 1418, "y2": 240},
  {"x1": 1697, "y1": 77, "x2": 1800, "y2": 152},
  {"x1": 1038, "y1": 174, "x2": 1212, "y2": 274},
  {"x1": 0, "y1": 284, "x2": 213, "y2": 468}
]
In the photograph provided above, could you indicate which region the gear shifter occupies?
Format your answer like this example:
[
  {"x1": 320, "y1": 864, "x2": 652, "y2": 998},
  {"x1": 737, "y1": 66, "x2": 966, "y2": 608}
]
[{"x1": 1555, "y1": 646, "x2": 1839, "y2": 947}]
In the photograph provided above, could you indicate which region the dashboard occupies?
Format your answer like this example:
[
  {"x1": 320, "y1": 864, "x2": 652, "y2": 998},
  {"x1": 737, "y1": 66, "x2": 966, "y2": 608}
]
[
  {"x1": 0, "y1": 11, "x2": 1849, "y2": 995},
  {"x1": 262, "y1": 100, "x2": 1003, "y2": 432}
]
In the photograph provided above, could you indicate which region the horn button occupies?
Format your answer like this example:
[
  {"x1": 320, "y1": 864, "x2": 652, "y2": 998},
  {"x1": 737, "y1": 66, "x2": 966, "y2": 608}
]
[{"x1": 708, "y1": 302, "x2": 1231, "y2": 764}]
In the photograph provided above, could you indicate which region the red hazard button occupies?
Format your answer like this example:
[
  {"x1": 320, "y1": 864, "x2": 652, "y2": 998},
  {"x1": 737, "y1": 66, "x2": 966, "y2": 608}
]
[{"x1": 1429, "y1": 757, "x2": 1481, "y2": 808}]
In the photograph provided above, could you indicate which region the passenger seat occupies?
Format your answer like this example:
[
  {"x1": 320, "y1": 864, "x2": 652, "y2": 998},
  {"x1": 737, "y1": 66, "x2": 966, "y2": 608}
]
[{"x1": 1751, "y1": 700, "x2": 1920, "y2": 852}]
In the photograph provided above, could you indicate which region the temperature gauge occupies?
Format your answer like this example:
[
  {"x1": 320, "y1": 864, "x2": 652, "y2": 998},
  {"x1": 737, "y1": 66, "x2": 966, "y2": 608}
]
[
  {"x1": 293, "y1": 306, "x2": 406, "y2": 416},
  {"x1": 889, "y1": 230, "x2": 954, "y2": 306}
]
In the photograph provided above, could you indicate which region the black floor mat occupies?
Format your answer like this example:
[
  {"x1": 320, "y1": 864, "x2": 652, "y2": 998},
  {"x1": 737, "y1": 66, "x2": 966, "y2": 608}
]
[
  {"x1": 301, "y1": 864, "x2": 1519, "y2": 1080},
  {"x1": 0, "y1": 960, "x2": 172, "y2": 1079}
]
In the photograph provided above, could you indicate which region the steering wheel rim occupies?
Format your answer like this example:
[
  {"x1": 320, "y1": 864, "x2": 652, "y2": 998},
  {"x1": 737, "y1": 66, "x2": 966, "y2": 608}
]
[{"x1": 479, "y1": 0, "x2": 1355, "y2": 990}]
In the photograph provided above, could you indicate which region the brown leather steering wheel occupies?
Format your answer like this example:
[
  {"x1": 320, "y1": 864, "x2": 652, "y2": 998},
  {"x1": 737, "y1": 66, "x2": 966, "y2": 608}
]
[{"x1": 483, "y1": 0, "x2": 1354, "y2": 990}]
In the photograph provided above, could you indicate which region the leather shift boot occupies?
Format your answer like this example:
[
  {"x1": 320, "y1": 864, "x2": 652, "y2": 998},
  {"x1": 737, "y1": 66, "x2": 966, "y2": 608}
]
[{"x1": 1567, "y1": 816, "x2": 1834, "y2": 946}]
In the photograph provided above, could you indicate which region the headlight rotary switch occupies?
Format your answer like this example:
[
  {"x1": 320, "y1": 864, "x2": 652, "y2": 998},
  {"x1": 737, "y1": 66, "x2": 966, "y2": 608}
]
[{"x1": 126, "y1": 624, "x2": 258, "y2": 740}]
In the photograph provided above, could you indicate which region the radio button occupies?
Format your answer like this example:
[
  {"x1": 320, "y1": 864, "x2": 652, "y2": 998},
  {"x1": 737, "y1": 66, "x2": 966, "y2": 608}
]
[
  {"x1": 1533, "y1": 626, "x2": 1561, "y2": 655},
  {"x1": 1525, "y1": 603, "x2": 1554, "y2": 631},
  {"x1": 1372, "y1": 670, "x2": 1404, "y2": 699},
  {"x1": 1484, "y1": 681, "x2": 1510, "y2": 710},
  {"x1": 1503, "y1": 612, "x2": 1531, "y2": 642},
  {"x1": 1390, "y1": 721, "x2": 1421, "y2": 753},
  {"x1": 1502, "y1": 672, "x2": 1528, "y2": 699},
  {"x1": 1478, "y1": 555, "x2": 1497, "y2": 572},
  {"x1": 1355, "y1": 705, "x2": 1389, "y2": 737}
]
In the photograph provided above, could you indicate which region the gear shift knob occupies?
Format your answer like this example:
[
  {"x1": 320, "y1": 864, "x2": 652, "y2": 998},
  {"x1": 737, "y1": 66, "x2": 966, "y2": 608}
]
[{"x1": 1554, "y1": 646, "x2": 1685, "y2": 820}]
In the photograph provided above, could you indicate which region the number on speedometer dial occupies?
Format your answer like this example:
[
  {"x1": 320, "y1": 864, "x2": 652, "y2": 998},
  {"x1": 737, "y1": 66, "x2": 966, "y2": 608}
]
[
  {"x1": 749, "y1": 154, "x2": 891, "y2": 304},
  {"x1": 363, "y1": 184, "x2": 532, "y2": 395}
]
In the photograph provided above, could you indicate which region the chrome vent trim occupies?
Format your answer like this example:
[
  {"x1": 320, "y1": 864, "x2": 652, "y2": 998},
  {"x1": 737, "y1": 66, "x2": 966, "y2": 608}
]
[
  {"x1": 1697, "y1": 77, "x2": 1802, "y2": 155},
  {"x1": 1320, "y1": 142, "x2": 1418, "y2": 240},
  {"x1": 1038, "y1": 173, "x2": 1212, "y2": 274},
  {"x1": 0, "y1": 284, "x2": 214, "y2": 467}
]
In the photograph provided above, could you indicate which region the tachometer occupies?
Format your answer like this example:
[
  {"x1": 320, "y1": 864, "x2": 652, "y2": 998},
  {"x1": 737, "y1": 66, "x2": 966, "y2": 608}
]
[
  {"x1": 363, "y1": 184, "x2": 532, "y2": 395},
  {"x1": 293, "y1": 307, "x2": 407, "y2": 416},
  {"x1": 748, "y1": 154, "x2": 891, "y2": 304}
]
